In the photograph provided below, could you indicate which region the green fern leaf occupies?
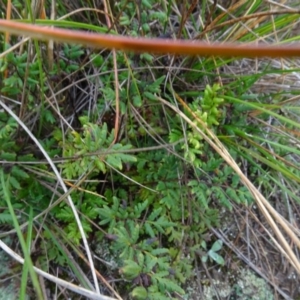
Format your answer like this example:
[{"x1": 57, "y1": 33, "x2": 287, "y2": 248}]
[
  {"x1": 148, "y1": 207, "x2": 162, "y2": 221},
  {"x1": 151, "y1": 248, "x2": 169, "y2": 256},
  {"x1": 120, "y1": 260, "x2": 142, "y2": 280},
  {"x1": 0, "y1": 212, "x2": 13, "y2": 224},
  {"x1": 145, "y1": 254, "x2": 158, "y2": 271},
  {"x1": 144, "y1": 222, "x2": 155, "y2": 237},
  {"x1": 134, "y1": 200, "x2": 148, "y2": 217},
  {"x1": 131, "y1": 224, "x2": 140, "y2": 244},
  {"x1": 94, "y1": 159, "x2": 106, "y2": 173},
  {"x1": 9, "y1": 176, "x2": 21, "y2": 189},
  {"x1": 97, "y1": 205, "x2": 115, "y2": 225},
  {"x1": 0, "y1": 152, "x2": 16, "y2": 161},
  {"x1": 137, "y1": 252, "x2": 144, "y2": 266},
  {"x1": 155, "y1": 277, "x2": 184, "y2": 294},
  {"x1": 11, "y1": 166, "x2": 29, "y2": 179},
  {"x1": 131, "y1": 286, "x2": 148, "y2": 300},
  {"x1": 106, "y1": 154, "x2": 122, "y2": 169}
]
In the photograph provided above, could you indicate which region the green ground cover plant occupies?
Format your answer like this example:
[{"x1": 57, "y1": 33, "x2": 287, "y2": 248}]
[{"x1": 0, "y1": 0, "x2": 300, "y2": 299}]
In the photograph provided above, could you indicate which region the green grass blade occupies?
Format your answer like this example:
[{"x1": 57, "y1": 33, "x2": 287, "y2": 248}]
[
  {"x1": 18, "y1": 19, "x2": 112, "y2": 33},
  {"x1": 42, "y1": 224, "x2": 92, "y2": 290},
  {"x1": 0, "y1": 170, "x2": 43, "y2": 299},
  {"x1": 224, "y1": 95, "x2": 300, "y2": 130},
  {"x1": 20, "y1": 206, "x2": 34, "y2": 300}
]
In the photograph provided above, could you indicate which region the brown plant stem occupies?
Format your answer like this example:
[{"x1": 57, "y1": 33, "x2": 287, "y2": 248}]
[{"x1": 0, "y1": 20, "x2": 300, "y2": 57}]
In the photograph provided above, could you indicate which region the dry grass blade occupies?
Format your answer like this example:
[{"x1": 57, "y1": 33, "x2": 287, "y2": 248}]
[
  {"x1": 0, "y1": 36, "x2": 30, "y2": 59},
  {"x1": 0, "y1": 100, "x2": 101, "y2": 295},
  {"x1": 157, "y1": 94, "x2": 300, "y2": 274},
  {"x1": 211, "y1": 228, "x2": 292, "y2": 300},
  {"x1": 0, "y1": 240, "x2": 117, "y2": 300},
  {"x1": 197, "y1": 9, "x2": 300, "y2": 39},
  {"x1": 47, "y1": 0, "x2": 55, "y2": 70}
]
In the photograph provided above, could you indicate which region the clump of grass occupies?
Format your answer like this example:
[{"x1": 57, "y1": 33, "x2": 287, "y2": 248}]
[{"x1": 0, "y1": 0, "x2": 299, "y2": 299}]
